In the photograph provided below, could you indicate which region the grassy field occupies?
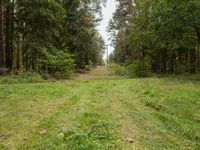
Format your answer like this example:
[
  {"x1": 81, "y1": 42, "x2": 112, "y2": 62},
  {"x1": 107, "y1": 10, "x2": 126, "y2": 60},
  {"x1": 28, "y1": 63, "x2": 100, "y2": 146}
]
[{"x1": 0, "y1": 72, "x2": 200, "y2": 149}]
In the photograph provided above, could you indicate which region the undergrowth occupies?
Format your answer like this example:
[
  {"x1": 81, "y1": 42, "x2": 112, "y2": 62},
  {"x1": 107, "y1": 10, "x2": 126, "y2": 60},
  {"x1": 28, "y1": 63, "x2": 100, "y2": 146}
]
[{"x1": 0, "y1": 72, "x2": 46, "y2": 84}]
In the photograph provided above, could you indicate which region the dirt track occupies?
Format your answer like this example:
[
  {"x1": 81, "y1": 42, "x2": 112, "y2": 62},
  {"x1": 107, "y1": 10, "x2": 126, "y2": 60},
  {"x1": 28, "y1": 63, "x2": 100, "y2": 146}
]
[{"x1": 77, "y1": 66, "x2": 109, "y2": 80}]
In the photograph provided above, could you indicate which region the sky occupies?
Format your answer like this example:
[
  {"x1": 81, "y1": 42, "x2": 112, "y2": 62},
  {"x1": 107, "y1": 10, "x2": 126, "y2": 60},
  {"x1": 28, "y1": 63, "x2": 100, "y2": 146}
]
[{"x1": 97, "y1": 0, "x2": 117, "y2": 60}]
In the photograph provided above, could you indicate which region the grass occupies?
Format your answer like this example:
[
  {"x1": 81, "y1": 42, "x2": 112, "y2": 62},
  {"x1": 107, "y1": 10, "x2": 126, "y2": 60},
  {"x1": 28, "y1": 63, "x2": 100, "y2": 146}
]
[
  {"x1": 0, "y1": 72, "x2": 45, "y2": 84},
  {"x1": 0, "y1": 75, "x2": 200, "y2": 149}
]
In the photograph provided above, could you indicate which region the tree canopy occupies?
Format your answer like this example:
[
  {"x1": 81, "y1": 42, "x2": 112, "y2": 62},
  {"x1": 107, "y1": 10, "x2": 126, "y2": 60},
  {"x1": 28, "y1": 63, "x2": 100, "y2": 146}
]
[
  {"x1": 109, "y1": 0, "x2": 200, "y2": 74},
  {"x1": 0, "y1": 0, "x2": 105, "y2": 78}
]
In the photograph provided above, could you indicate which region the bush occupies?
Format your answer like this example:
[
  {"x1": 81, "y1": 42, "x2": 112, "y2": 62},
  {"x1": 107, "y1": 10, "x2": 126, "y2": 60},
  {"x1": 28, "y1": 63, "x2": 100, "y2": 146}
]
[
  {"x1": 47, "y1": 51, "x2": 74, "y2": 79},
  {"x1": 76, "y1": 62, "x2": 94, "y2": 74},
  {"x1": 108, "y1": 64, "x2": 128, "y2": 76},
  {"x1": 127, "y1": 59, "x2": 151, "y2": 77},
  {"x1": 0, "y1": 67, "x2": 8, "y2": 75},
  {"x1": 41, "y1": 48, "x2": 74, "y2": 79},
  {"x1": 174, "y1": 63, "x2": 187, "y2": 74},
  {"x1": 108, "y1": 59, "x2": 151, "y2": 77},
  {"x1": 85, "y1": 63, "x2": 94, "y2": 72}
]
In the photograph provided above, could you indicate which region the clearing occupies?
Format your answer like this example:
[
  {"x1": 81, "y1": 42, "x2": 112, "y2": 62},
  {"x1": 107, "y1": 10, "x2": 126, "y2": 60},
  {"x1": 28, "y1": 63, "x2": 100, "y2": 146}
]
[{"x1": 0, "y1": 67, "x2": 200, "y2": 149}]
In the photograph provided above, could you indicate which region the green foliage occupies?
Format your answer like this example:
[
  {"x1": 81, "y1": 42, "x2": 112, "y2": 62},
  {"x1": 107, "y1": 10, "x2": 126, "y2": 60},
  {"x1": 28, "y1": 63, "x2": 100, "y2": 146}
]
[
  {"x1": 41, "y1": 49, "x2": 74, "y2": 79},
  {"x1": 174, "y1": 63, "x2": 188, "y2": 74},
  {"x1": 84, "y1": 60, "x2": 95, "y2": 72},
  {"x1": 0, "y1": 72, "x2": 44, "y2": 84},
  {"x1": 108, "y1": 59, "x2": 151, "y2": 77},
  {"x1": 63, "y1": 0, "x2": 105, "y2": 69},
  {"x1": 108, "y1": 64, "x2": 128, "y2": 76},
  {"x1": 109, "y1": 0, "x2": 200, "y2": 74},
  {"x1": 63, "y1": 121, "x2": 122, "y2": 150},
  {"x1": 0, "y1": 0, "x2": 105, "y2": 77},
  {"x1": 127, "y1": 59, "x2": 151, "y2": 77}
]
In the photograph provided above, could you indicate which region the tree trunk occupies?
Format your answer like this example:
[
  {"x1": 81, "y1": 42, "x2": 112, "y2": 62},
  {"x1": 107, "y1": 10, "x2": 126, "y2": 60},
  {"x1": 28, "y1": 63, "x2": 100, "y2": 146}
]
[
  {"x1": 25, "y1": 49, "x2": 29, "y2": 71},
  {"x1": 195, "y1": 26, "x2": 200, "y2": 71},
  {"x1": 0, "y1": 1, "x2": 4, "y2": 67},
  {"x1": 190, "y1": 48, "x2": 196, "y2": 73},
  {"x1": 5, "y1": 2, "x2": 11, "y2": 70},
  {"x1": 170, "y1": 53, "x2": 175, "y2": 73},
  {"x1": 5, "y1": 0, "x2": 14, "y2": 72},
  {"x1": 198, "y1": 46, "x2": 200, "y2": 71},
  {"x1": 162, "y1": 49, "x2": 167, "y2": 72},
  {"x1": 16, "y1": 34, "x2": 20, "y2": 70},
  {"x1": 10, "y1": 0, "x2": 14, "y2": 70}
]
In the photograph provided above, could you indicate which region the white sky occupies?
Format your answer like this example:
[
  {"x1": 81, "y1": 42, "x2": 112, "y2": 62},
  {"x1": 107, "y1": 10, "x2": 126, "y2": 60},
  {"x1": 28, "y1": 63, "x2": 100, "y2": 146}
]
[{"x1": 97, "y1": 0, "x2": 117, "y2": 60}]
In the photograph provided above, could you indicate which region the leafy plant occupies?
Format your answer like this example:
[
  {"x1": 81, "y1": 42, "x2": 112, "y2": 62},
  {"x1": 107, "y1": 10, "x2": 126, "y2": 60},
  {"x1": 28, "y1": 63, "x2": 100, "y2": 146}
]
[
  {"x1": 108, "y1": 64, "x2": 128, "y2": 76},
  {"x1": 63, "y1": 121, "x2": 123, "y2": 150},
  {"x1": 127, "y1": 59, "x2": 151, "y2": 77},
  {"x1": 0, "y1": 72, "x2": 45, "y2": 84}
]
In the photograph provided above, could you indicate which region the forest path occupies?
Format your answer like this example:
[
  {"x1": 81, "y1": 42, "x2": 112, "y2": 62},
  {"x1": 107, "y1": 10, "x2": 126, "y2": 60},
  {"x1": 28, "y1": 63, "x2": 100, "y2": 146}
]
[{"x1": 76, "y1": 66, "x2": 110, "y2": 80}]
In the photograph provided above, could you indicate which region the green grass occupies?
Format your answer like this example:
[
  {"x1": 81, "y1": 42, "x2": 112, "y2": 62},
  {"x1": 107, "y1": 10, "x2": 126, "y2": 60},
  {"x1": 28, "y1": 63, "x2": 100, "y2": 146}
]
[{"x1": 0, "y1": 75, "x2": 200, "y2": 149}]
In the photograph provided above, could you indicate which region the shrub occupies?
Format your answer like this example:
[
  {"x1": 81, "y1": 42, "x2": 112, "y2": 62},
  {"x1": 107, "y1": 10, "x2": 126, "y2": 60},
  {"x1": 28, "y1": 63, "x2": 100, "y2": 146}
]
[
  {"x1": 108, "y1": 60, "x2": 151, "y2": 77},
  {"x1": 108, "y1": 64, "x2": 128, "y2": 76},
  {"x1": 40, "y1": 48, "x2": 74, "y2": 79},
  {"x1": 47, "y1": 51, "x2": 74, "y2": 79},
  {"x1": 85, "y1": 64, "x2": 94, "y2": 72},
  {"x1": 174, "y1": 63, "x2": 187, "y2": 74},
  {"x1": 88, "y1": 60, "x2": 95, "y2": 70},
  {"x1": 127, "y1": 59, "x2": 151, "y2": 77},
  {"x1": 0, "y1": 67, "x2": 8, "y2": 75}
]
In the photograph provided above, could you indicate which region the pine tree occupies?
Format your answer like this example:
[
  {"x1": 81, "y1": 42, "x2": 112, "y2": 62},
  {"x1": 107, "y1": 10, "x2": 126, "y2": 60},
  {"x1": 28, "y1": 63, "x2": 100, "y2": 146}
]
[
  {"x1": 109, "y1": 0, "x2": 200, "y2": 74},
  {"x1": 0, "y1": 0, "x2": 4, "y2": 68}
]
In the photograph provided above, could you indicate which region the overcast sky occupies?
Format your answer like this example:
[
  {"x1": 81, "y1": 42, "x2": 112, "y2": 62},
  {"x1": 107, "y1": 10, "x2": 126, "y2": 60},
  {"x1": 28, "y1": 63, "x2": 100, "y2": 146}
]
[{"x1": 97, "y1": 0, "x2": 116, "y2": 59}]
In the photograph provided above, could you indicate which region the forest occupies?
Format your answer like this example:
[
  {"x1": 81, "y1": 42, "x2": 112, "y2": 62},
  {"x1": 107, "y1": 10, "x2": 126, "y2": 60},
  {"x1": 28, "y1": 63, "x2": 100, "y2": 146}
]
[
  {"x1": 109, "y1": 0, "x2": 200, "y2": 76},
  {"x1": 0, "y1": 0, "x2": 200, "y2": 150},
  {"x1": 0, "y1": 0, "x2": 105, "y2": 78},
  {"x1": 1, "y1": 0, "x2": 200, "y2": 78}
]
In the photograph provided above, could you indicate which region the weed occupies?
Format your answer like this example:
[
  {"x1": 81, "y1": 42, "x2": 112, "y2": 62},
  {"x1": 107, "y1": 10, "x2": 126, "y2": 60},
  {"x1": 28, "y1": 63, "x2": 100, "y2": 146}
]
[{"x1": 63, "y1": 121, "x2": 123, "y2": 150}]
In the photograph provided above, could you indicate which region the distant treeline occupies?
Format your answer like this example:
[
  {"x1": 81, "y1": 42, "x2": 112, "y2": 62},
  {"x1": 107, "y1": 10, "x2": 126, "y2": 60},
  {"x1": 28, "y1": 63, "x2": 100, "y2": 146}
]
[
  {"x1": 109, "y1": 0, "x2": 200, "y2": 74},
  {"x1": 0, "y1": 0, "x2": 105, "y2": 78}
]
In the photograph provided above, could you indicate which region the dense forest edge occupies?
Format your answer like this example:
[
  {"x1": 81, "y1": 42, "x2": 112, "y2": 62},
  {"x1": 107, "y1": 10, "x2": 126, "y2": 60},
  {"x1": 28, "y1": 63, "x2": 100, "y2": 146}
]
[
  {"x1": 108, "y1": 0, "x2": 200, "y2": 77},
  {"x1": 0, "y1": 0, "x2": 105, "y2": 79},
  {"x1": 1, "y1": 0, "x2": 200, "y2": 80}
]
